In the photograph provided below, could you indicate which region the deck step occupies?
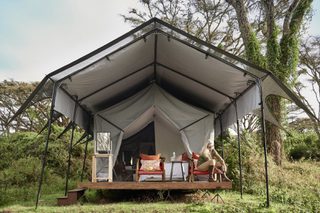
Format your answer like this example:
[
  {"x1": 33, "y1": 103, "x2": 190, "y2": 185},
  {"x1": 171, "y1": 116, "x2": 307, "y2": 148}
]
[{"x1": 57, "y1": 188, "x2": 86, "y2": 206}]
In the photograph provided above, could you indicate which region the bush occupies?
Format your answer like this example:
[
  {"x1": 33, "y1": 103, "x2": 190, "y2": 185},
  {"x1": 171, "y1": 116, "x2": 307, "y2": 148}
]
[
  {"x1": 285, "y1": 130, "x2": 320, "y2": 160},
  {"x1": 0, "y1": 157, "x2": 42, "y2": 187}
]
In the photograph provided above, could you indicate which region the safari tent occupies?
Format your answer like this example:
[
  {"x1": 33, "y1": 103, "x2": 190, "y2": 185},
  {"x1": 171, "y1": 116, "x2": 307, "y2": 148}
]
[{"x1": 10, "y1": 18, "x2": 316, "y2": 207}]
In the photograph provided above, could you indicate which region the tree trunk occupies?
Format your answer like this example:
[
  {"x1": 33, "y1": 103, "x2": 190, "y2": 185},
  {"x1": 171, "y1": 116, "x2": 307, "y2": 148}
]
[{"x1": 266, "y1": 96, "x2": 283, "y2": 165}]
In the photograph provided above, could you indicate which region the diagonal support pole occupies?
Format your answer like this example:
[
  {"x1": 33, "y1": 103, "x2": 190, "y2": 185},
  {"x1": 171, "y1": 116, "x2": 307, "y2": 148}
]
[
  {"x1": 219, "y1": 115, "x2": 224, "y2": 159},
  {"x1": 81, "y1": 135, "x2": 90, "y2": 182},
  {"x1": 35, "y1": 83, "x2": 58, "y2": 208},
  {"x1": 65, "y1": 99, "x2": 78, "y2": 196},
  {"x1": 234, "y1": 101, "x2": 243, "y2": 199}
]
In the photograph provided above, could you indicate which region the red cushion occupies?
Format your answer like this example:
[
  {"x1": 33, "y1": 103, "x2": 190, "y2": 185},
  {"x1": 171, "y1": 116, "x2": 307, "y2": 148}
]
[
  {"x1": 138, "y1": 170, "x2": 163, "y2": 175},
  {"x1": 193, "y1": 170, "x2": 209, "y2": 175},
  {"x1": 191, "y1": 168, "x2": 223, "y2": 175},
  {"x1": 182, "y1": 152, "x2": 189, "y2": 161},
  {"x1": 192, "y1": 152, "x2": 200, "y2": 159},
  {"x1": 140, "y1": 153, "x2": 161, "y2": 160}
]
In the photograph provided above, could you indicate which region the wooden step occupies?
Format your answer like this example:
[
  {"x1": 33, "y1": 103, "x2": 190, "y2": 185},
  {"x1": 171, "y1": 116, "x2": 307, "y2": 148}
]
[{"x1": 57, "y1": 188, "x2": 86, "y2": 206}]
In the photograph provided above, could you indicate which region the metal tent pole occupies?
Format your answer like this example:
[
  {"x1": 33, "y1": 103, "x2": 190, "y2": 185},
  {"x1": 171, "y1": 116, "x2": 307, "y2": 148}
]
[
  {"x1": 219, "y1": 116, "x2": 224, "y2": 159},
  {"x1": 234, "y1": 101, "x2": 243, "y2": 199},
  {"x1": 35, "y1": 83, "x2": 58, "y2": 208},
  {"x1": 81, "y1": 135, "x2": 90, "y2": 182},
  {"x1": 64, "y1": 100, "x2": 78, "y2": 196},
  {"x1": 258, "y1": 80, "x2": 270, "y2": 207}
]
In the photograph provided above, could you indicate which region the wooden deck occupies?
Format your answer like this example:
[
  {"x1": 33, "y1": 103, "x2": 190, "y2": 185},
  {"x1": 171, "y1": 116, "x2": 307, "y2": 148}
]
[{"x1": 78, "y1": 181, "x2": 232, "y2": 190}]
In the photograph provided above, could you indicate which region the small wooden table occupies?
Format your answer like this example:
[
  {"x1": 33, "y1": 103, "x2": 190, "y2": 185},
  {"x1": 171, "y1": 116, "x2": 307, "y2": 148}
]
[
  {"x1": 169, "y1": 160, "x2": 188, "y2": 181},
  {"x1": 92, "y1": 154, "x2": 113, "y2": 182}
]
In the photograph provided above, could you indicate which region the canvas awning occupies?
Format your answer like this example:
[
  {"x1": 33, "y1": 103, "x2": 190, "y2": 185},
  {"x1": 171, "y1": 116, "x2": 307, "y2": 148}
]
[{"x1": 9, "y1": 18, "x2": 317, "y2": 136}]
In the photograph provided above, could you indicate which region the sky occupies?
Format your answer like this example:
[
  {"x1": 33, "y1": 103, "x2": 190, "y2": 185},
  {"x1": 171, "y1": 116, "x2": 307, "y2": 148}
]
[{"x1": 0, "y1": 0, "x2": 319, "y2": 115}]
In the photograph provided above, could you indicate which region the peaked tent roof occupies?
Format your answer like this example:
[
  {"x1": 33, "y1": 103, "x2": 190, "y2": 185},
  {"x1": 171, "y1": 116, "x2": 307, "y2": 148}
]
[{"x1": 9, "y1": 18, "x2": 317, "y2": 133}]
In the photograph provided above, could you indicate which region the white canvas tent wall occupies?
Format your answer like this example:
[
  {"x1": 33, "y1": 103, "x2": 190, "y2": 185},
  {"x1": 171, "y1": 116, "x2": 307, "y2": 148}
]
[
  {"x1": 9, "y1": 18, "x2": 318, "y2": 207},
  {"x1": 94, "y1": 84, "x2": 214, "y2": 165}
]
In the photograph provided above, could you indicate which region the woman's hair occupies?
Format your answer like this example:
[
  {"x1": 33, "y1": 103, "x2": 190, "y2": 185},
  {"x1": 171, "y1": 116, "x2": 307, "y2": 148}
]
[{"x1": 200, "y1": 142, "x2": 214, "y2": 154}]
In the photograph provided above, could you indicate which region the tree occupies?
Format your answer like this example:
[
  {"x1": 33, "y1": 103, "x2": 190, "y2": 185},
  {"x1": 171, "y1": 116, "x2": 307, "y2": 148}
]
[
  {"x1": 0, "y1": 80, "x2": 49, "y2": 134},
  {"x1": 123, "y1": 0, "x2": 313, "y2": 165},
  {"x1": 122, "y1": 0, "x2": 244, "y2": 54},
  {"x1": 294, "y1": 36, "x2": 320, "y2": 142}
]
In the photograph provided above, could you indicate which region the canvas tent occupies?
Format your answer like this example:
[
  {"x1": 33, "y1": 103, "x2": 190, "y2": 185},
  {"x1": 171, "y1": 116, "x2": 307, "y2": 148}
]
[
  {"x1": 95, "y1": 84, "x2": 214, "y2": 163},
  {"x1": 9, "y1": 18, "x2": 318, "y2": 207}
]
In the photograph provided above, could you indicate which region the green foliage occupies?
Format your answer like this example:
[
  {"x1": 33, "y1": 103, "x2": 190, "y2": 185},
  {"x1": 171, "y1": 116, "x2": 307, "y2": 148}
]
[
  {"x1": 82, "y1": 189, "x2": 100, "y2": 203},
  {"x1": 285, "y1": 130, "x2": 320, "y2": 160},
  {"x1": 245, "y1": 31, "x2": 266, "y2": 68},
  {"x1": 0, "y1": 127, "x2": 93, "y2": 206}
]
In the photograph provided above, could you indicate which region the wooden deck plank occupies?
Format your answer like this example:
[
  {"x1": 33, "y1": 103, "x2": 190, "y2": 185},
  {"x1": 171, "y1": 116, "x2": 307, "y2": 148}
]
[{"x1": 78, "y1": 181, "x2": 232, "y2": 190}]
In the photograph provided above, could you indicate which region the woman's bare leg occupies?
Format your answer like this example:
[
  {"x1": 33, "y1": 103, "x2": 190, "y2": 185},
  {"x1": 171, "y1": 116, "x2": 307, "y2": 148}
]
[{"x1": 198, "y1": 160, "x2": 217, "y2": 182}]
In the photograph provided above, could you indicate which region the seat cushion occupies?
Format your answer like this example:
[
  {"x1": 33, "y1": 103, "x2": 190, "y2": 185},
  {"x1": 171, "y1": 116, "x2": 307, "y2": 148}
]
[
  {"x1": 138, "y1": 170, "x2": 163, "y2": 175},
  {"x1": 140, "y1": 159, "x2": 161, "y2": 171},
  {"x1": 193, "y1": 170, "x2": 209, "y2": 175}
]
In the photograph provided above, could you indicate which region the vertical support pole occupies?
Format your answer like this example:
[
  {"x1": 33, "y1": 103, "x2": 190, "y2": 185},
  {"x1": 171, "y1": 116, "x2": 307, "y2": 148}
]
[
  {"x1": 219, "y1": 115, "x2": 224, "y2": 159},
  {"x1": 258, "y1": 80, "x2": 270, "y2": 207},
  {"x1": 234, "y1": 101, "x2": 243, "y2": 199},
  {"x1": 65, "y1": 99, "x2": 78, "y2": 196},
  {"x1": 81, "y1": 135, "x2": 90, "y2": 182},
  {"x1": 36, "y1": 83, "x2": 58, "y2": 208}
]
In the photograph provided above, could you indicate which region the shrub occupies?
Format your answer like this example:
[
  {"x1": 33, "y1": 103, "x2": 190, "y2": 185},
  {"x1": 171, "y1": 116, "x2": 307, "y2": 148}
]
[{"x1": 285, "y1": 130, "x2": 320, "y2": 160}]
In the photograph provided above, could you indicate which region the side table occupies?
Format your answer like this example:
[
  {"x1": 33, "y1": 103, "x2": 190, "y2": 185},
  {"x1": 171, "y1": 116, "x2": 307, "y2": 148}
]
[{"x1": 169, "y1": 160, "x2": 188, "y2": 181}]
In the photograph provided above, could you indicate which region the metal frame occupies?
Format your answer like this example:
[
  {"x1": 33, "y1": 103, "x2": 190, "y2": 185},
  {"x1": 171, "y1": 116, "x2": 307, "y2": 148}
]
[
  {"x1": 257, "y1": 79, "x2": 270, "y2": 207},
  {"x1": 179, "y1": 114, "x2": 210, "y2": 131},
  {"x1": 154, "y1": 33, "x2": 158, "y2": 81},
  {"x1": 79, "y1": 62, "x2": 154, "y2": 102},
  {"x1": 56, "y1": 121, "x2": 73, "y2": 139},
  {"x1": 35, "y1": 83, "x2": 58, "y2": 208},
  {"x1": 157, "y1": 62, "x2": 233, "y2": 100},
  {"x1": 64, "y1": 99, "x2": 78, "y2": 196},
  {"x1": 234, "y1": 101, "x2": 243, "y2": 199},
  {"x1": 81, "y1": 135, "x2": 91, "y2": 182},
  {"x1": 219, "y1": 116, "x2": 224, "y2": 159}
]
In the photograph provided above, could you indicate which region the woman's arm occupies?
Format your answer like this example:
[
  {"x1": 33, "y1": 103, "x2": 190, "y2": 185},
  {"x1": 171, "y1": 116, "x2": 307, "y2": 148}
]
[{"x1": 211, "y1": 149, "x2": 227, "y2": 171}]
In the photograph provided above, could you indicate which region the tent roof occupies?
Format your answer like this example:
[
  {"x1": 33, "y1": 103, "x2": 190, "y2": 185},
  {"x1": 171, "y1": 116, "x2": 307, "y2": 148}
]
[{"x1": 10, "y1": 18, "x2": 317, "y2": 131}]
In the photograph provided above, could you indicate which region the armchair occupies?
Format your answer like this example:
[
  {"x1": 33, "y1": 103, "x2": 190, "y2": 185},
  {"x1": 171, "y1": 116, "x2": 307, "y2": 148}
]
[
  {"x1": 188, "y1": 152, "x2": 224, "y2": 182},
  {"x1": 135, "y1": 154, "x2": 165, "y2": 182}
]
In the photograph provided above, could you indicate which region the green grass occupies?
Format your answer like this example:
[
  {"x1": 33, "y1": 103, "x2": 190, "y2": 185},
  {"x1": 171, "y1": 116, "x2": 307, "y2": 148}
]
[
  {"x1": 0, "y1": 191, "x2": 314, "y2": 213},
  {"x1": 1, "y1": 160, "x2": 319, "y2": 212}
]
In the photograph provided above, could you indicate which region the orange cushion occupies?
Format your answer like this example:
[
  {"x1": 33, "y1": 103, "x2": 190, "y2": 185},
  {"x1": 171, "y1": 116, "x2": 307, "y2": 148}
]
[
  {"x1": 140, "y1": 153, "x2": 161, "y2": 160},
  {"x1": 192, "y1": 152, "x2": 200, "y2": 160}
]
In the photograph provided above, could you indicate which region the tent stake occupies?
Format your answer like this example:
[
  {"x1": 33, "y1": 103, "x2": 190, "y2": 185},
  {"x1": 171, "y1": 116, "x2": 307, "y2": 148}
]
[
  {"x1": 258, "y1": 80, "x2": 270, "y2": 207},
  {"x1": 65, "y1": 99, "x2": 78, "y2": 196},
  {"x1": 81, "y1": 135, "x2": 90, "y2": 182},
  {"x1": 35, "y1": 83, "x2": 58, "y2": 209},
  {"x1": 234, "y1": 101, "x2": 243, "y2": 199}
]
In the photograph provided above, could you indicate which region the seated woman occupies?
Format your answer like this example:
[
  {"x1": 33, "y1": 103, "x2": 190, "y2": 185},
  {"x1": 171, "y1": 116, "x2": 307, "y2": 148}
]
[{"x1": 197, "y1": 141, "x2": 230, "y2": 182}]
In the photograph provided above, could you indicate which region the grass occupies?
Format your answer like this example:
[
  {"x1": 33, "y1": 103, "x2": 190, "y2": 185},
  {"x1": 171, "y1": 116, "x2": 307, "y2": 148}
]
[
  {"x1": 1, "y1": 160, "x2": 319, "y2": 213},
  {"x1": 0, "y1": 191, "x2": 313, "y2": 213}
]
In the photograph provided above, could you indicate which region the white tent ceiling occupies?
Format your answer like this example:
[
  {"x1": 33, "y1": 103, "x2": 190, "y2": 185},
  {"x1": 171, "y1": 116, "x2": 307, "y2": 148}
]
[{"x1": 11, "y1": 18, "x2": 317, "y2": 137}]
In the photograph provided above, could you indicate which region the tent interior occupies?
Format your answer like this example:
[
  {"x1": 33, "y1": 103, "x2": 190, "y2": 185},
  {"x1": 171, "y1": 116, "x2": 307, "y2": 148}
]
[
  {"x1": 10, "y1": 18, "x2": 318, "y2": 184},
  {"x1": 95, "y1": 84, "x2": 215, "y2": 181}
]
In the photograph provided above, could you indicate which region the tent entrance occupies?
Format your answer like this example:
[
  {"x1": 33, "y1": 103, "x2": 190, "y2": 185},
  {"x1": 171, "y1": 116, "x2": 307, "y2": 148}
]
[{"x1": 114, "y1": 122, "x2": 155, "y2": 181}]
